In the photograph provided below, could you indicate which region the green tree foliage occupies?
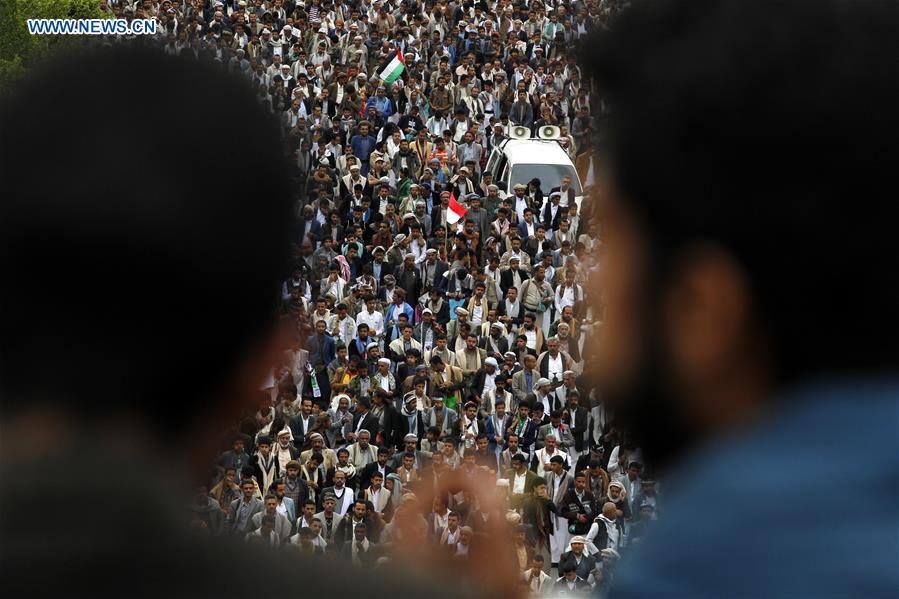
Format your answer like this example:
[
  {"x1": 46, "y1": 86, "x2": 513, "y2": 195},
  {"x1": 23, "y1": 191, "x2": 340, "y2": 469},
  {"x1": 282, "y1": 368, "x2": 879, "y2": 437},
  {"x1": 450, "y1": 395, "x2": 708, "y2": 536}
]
[{"x1": 0, "y1": 0, "x2": 106, "y2": 91}]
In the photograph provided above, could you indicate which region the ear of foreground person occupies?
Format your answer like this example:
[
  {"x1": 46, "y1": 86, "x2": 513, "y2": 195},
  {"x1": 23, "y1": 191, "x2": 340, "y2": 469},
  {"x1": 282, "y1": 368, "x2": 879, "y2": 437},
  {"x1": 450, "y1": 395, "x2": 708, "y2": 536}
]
[
  {"x1": 0, "y1": 46, "x2": 459, "y2": 597},
  {"x1": 585, "y1": 0, "x2": 898, "y2": 596}
]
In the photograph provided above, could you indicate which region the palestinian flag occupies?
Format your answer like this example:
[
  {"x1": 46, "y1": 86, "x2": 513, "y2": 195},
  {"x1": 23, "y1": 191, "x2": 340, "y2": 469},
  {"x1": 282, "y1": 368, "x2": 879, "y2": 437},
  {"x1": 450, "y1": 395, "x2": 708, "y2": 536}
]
[
  {"x1": 378, "y1": 49, "x2": 405, "y2": 85},
  {"x1": 447, "y1": 192, "x2": 467, "y2": 225}
]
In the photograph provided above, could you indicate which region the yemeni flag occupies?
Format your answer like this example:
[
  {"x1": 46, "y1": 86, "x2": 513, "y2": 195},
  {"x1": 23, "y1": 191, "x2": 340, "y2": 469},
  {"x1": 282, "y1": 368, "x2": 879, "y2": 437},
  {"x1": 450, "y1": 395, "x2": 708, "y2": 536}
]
[
  {"x1": 446, "y1": 192, "x2": 467, "y2": 225},
  {"x1": 379, "y1": 49, "x2": 405, "y2": 85}
]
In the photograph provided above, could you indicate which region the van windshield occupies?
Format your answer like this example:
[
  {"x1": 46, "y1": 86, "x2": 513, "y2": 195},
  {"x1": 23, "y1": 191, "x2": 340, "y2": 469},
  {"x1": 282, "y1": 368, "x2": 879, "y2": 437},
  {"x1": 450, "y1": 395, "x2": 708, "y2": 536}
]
[{"x1": 509, "y1": 163, "x2": 582, "y2": 195}]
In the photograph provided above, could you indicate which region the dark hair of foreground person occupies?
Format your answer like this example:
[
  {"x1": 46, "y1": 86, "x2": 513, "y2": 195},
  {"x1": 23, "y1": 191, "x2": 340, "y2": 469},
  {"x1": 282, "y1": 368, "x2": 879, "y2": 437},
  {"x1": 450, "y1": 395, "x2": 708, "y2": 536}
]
[{"x1": 0, "y1": 46, "x2": 458, "y2": 598}]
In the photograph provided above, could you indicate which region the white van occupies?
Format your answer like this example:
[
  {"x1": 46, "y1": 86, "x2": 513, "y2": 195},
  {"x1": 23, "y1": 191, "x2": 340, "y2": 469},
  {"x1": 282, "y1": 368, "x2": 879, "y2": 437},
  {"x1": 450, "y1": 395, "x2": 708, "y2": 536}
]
[{"x1": 484, "y1": 137, "x2": 583, "y2": 209}]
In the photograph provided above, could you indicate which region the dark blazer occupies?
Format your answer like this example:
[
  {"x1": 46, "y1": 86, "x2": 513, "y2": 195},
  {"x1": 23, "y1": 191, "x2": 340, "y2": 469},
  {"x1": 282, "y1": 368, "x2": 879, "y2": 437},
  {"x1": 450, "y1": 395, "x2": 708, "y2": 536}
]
[
  {"x1": 523, "y1": 235, "x2": 546, "y2": 260},
  {"x1": 273, "y1": 74, "x2": 297, "y2": 97},
  {"x1": 419, "y1": 259, "x2": 449, "y2": 292},
  {"x1": 430, "y1": 203, "x2": 448, "y2": 232},
  {"x1": 537, "y1": 351, "x2": 573, "y2": 381},
  {"x1": 251, "y1": 454, "x2": 282, "y2": 495},
  {"x1": 370, "y1": 260, "x2": 395, "y2": 286},
  {"x1": 389, "y1": 449, "x2": 431, "y2": 470},
  {"x1": 574, "y1": 454, "x2": 607, "y2": 478},
  {"x1": 367, "y1": 194, "x2": 385, "y2": 217},
  {"x1": 442, "y1": 274, "x2": 473, "y2": 303},
  {"x1": 417, "y1": 298, "x2": 446, "y2": 325},
  {"x1": 306, "y1": 332, "x2": 336, "y2": 368},
  {"x1": 425, "y1": 511, "x2": 448, "y2": 540},
  {"x1": 517, "y1": 218, "x2": 540, "y2": 239},
  {"x1": 505, "y1": 417, "x2": 538, "y2": 452},
  {"x1": 452, "y1": 416, "x2": 486, "y2": 445},
  {"x1": 510, "y1": 101, "x2": 534, "y2": 127},
  {"x1": 530, "y1": 189, "x2": 545, "y2": 212},
  {"x1": 325, "y1": 466, "x2": 360, "y2": 491},
  {"x1": 394, "y1": 411, "x2": 425, "y2": 448},
  {"x1": 393, "y1": 264, "x2": 422, "y2": 303},
  {"x1": 333, "y1": 516, "x2": 377, "y2": 549},
  {"x1": 375, "y1": 403, "x2": 403, "y2": 450},
  {"x1": 288, "y1": 415, "x2": 316, "y2": 449},
  {"x1": 320, "y1": 222, "x2": 345, "y2": 246},
  {"x1": 397, "y1": 113, "x2": 424, "y2": 134},
  {"x1": 395, "y1": 363, "x2": 419, "y2": 388},
  {"x1": 485, "y1": 413, "x2": 514, "y2": 449},
  {"x1": 549, "y1": 185, "x2": 577, "y2": 207},
  {"x1": 217, "y1": 449, "x2": 253, "y2": 473},
  {"x1": 552, "y1": 575, "x2": 591, "y2": 595},
  {"x1": 559, "y1": 489, "x2": 597, "y2": 536},
  {"x1": 320, "y1": 97, "x2": 339, "y2": 118},
  {"x1": 563, "y1": 406, "x2": 590, "y2": 453},
  {"x1": 338, "y1": 538, "x2": 381, "y2": 567},
  {"x1": 499, "y1": 269, "x2": 530, "y2": 296},
  {"x1": 297, "y1": 217, "x2": 322, "y2": 247},
  {"x1": 542, "y1": 201, "x2": 564, "y2": 232},
  {"x1": 480, "y1": 334, "x2": 509, "y2": 359},
  {"x1": 348, "y1": 336, "x2": 372, "y2": 360},
  {"x1": 351, "y1": 411, "x2": 380, "y2": 440},
  {"x1": 470, "y1": 368, "x2": 500, "y2": 401},
  {"x1": 525, "y1": 41, "x2": 547, "y2": 58},
  {"x1": 358, "y1": 462, "x2": 395, "y2": 491}
]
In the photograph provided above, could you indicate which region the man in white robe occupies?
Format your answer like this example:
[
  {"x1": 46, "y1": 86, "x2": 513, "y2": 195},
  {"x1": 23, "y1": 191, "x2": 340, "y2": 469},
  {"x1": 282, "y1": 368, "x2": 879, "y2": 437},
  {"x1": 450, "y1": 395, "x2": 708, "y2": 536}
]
[{"x1": 546, "y1": 455, "x2": 572, "y2": 565}]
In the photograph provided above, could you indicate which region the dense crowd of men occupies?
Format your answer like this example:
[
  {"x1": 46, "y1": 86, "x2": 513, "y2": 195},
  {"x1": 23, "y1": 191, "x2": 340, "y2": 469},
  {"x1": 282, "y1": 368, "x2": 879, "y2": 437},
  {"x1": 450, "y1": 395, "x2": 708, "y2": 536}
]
[{"x1": 99, "y1": 0, "x2": 657, "y2": 594}]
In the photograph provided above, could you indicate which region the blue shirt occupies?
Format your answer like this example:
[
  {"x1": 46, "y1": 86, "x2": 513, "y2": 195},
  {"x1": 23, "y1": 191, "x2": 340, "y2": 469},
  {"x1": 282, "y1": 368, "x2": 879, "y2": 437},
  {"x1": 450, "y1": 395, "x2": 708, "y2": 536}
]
[
  {"x1": 613, "y1": 378, "x2": 899, "y2": 598},
  {"x1": 386, "y1": 302, "x2": 414, "y2": 326},
  {"x1": 350, "y1": 134, "x2": 376, "y2": 162},
  {"x1": 306, "y1": 332, "x2": 335, "y2": 367},
  {"x1": 366, "y1": 96, "x2": 393, "y2": 118}
]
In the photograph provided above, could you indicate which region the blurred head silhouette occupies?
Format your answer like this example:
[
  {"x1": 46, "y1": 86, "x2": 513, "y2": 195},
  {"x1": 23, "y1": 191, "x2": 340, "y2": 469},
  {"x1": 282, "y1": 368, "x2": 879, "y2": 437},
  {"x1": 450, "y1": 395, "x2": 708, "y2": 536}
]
[
  {"x1": 0, "y1": 43, "x2": 305, "y2": 596},
  {"x1": 0, "y1": 45, "x2": 293, "y2": 449},
  {"x1": 587, "y1": 0, "x2": 899, "y2": 468}
]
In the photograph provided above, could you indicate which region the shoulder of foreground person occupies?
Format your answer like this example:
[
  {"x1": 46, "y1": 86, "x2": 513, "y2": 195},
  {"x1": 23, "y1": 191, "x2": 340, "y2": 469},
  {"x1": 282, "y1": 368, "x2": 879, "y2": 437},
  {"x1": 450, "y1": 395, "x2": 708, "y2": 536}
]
[
  {"x1": 611, "y1": 378, "x2": 899, "y2": 598},
  {"x1": 0, "y1": 443, "x2": 458, "y2": 598}
]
